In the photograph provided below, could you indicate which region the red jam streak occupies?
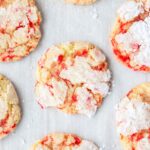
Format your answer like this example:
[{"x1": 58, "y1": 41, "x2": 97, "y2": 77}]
[
  {"x1": 72, "y1": 94, "x2": 77, "y2": 102},
  {"x1": 74, "y1": 136, "x2": 81, "y2": 145},
  {"x1": 41, "y1": 136, "x2": 49, "y2": 145},
  {"x1": 0, "y1": 114, "x2": 9, "y2": 127},
  {"x1": 0, "y1": 124, "x2": 16, "y2": 136},
  {"x1": 129, "y1": 129, "x2": 150, "y2": 142},
  {"x1": 111, "y1": 38, "x2": 150, "y2": 71},
  {"x1": 75, "y1": 49, "x2": 88, "y2": 57},
  {"x1": 58, "y1": 55, "x2": 64, "y2": 63},
  {"x1": 3, "y1": 124, "x2": 16, "y2": 135},
  {"x1": 0, "y1": 54, "x2": 18, "y2": 62}
]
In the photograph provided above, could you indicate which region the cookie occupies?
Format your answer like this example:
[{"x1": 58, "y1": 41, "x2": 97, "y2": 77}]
[
  {"x1": 116, "y1": 83, "x2": 150, "y2": 150},
  {"x1": 0, "y1": 74, "x2": 21, "y2": 139},
  {"x1": 65, "y1": 0, "x2": 96, "y2": 5},
  {"x1": 30, "y1": 133, "x2": 99, "y2": 150},
  {"x1": 0, "y1": 0, "x2": 41, "y2": 62},
  {"x1": 35, "y1": 41, "x2": 111, "y2": 117},
  {"x1": 111, "y1": 0, "x2": 150, "y2": 71}
]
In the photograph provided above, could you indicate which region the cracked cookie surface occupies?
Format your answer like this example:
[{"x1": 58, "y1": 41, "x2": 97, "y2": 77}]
[
  {"x1": 116, "y1": 82, "x2": 150, "y2": 150},
  {"x1": 36, "y1": 41, "x2": 111, "y2": 117},
  {"x1": 0, "y1": 0, "x2": 41, "y2": 62},
  {"x1": 111, "y1": 0, "x2": 150, "y2": 71}
]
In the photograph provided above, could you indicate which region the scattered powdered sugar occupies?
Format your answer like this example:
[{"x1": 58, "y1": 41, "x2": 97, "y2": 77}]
[
  {"x1": 112, "y1": 80, "x2": 116, "y2": 88},
  {"x1": 116, "y1": 96, "x2": 150, "y2": 136},
  {"x1": 92, "y1": 13, "x2": 99, "y2": 19},
  {"x1": 111, "y1": 144, "x2": 117, "y2": 148},
  {"x1": 101, "y1": 145, "x2": 106, "y2": 149},
  {"x1": 116, "y1": 16, "x2": 150, "y2": 67},
  {"x1": 20, "y1": 138, "x2": 26, "y2": 145},
  {"x1": 22, "y1": 99, "x2": 25, "y2": 103},
  {"x1": 118, "y1": 1, "x2": 144, "y2": 22},
  {"x1": 91, "y1": 8, "x2": 99, "y2": 20},
  {"x1": 98, "y1": 144, "x2": 119, "y2": 150},
  {"x1": 30, "y1": 64, "x2": 34, "y2": 70},
  {"x1": 26, "y1": 124, "x2": 30, "y2": 129}
]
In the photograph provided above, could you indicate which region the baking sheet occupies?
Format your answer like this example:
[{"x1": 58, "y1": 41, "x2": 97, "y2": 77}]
[{"x1": 0, "y1": 0, "x2": 149, "y2": 149}]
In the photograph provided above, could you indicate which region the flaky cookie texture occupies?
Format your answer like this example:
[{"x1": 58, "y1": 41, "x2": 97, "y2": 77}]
[
  {"x1": 65, "y1": 0, "x2": 96, "y2": 5},
  {"x1": 111, "y1": 0, "x2": 150, "y2": 71},
  {"x1": 0, "y1": 0, "x2": 41, "y2": 62},
  {"x1": 116, "y1": 83, "x2": 150, "y2": 150},
  {"x1": 0, "y1": 74, "x2": 21, "y2": 139},
  {"x1": 36, "y1": 41, "x2": 111, "y2": 117},
  {"x1": 30, "y1": 133, "x2": 99, "y2": 150}
]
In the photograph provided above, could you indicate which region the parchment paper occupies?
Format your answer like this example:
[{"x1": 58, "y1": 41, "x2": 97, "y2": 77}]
[{"x1": 0, "y1": 0, "x2": 149, "y2": 149}]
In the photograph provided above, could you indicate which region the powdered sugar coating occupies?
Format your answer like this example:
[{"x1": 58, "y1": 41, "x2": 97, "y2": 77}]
[
  {"x1": 116, "y1": 16, "x2": 150, "y2": 67},
  {"x1": 60, "y1": 57, "x2": 111, "y2": 97},
  {"x1": 75, "y1": 87, "x2": 97, "y2": 117},
  {"x1": 116, "y1": 97, "x2": 150, "y2": 136},
  {"x1": 116, "y1": 83, "x2": 150, "y2": 150},
  {"x1": 118, "y1": 1, "x2": 144, "y2": 22},
  {"x1": 0, "y1": 0, "x2": 41, "y2": 62},
  {"x1": 36, "y1": 42, "x2": 111, "y2": 117},
  {"x1": 137, "y1": 137, "x2": 150, "y2": 150},
  {"x1": 36, "y1": 79, "x2": 68, "y2": 108},
  {"x1": 111, "y1": 0, "x2": 150, "y2": 71}
]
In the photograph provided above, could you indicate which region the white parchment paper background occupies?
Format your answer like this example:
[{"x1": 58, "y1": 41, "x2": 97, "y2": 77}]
[{"x1": 0, "y1": 0, "x2": 149, "y2": 149}]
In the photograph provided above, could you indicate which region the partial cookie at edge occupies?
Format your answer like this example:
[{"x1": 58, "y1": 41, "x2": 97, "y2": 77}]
[
  {"x1": 111, "y1": 0, "x2": 150, "y2": 71},
  {"x1": 0, "y1": 0, "x2": 41, "y2": 62},
  {"x1": 0, "y1": 74, "x2": 21, "y2": 139},
  {"x1": 116, "y1": 83, "x2": 150, "y2": 150},
  {"x1": 30, "y1": 133, "x2": 99, "y2": 150}
]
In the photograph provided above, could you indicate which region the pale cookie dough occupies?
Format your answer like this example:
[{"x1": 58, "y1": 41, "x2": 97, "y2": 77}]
[
  {"x1": 0, "y1": 74, "x2": 21, "y2": 139},
  {"x1": 116, "y1": 83, "x2": 150, "y2": 150},
  {"x1": 35, "y1": 41, "x2": 111, "y2": 117},
  {"x1": 65, "y1": 0, "x2": 96, "y2": 5},
  {"x1": 30, "y1": 133, "x2": 99, "y2": 150},
  {"x1": 0, "y1": 0, "x2": 41, "y2": 62},
  {"x1": 111, "y1": 0, "x2": 150, "y2": 71}
]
